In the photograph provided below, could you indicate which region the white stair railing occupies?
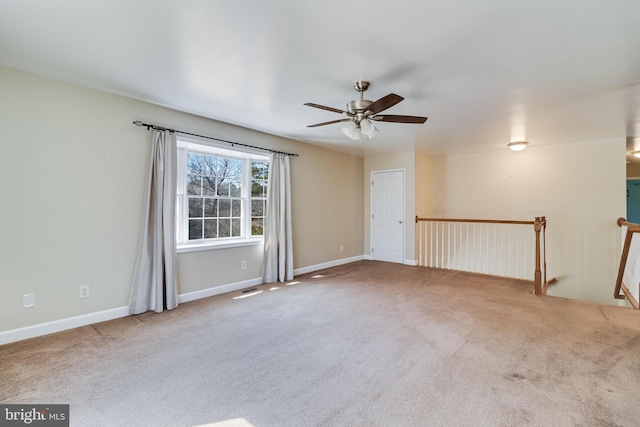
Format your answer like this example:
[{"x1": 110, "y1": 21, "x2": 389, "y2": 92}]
[{"x1": 416, "y1": 216, "x2": 552, "y2": 295}]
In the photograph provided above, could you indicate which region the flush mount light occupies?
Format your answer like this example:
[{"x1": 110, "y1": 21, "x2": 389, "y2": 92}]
[{"x1": 508, "y1": 141, "x2": 528, "y2": 151}]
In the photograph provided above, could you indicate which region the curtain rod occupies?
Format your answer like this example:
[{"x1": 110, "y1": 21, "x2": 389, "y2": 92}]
[{"x1": 132, "y1": 121, "x2": 299, "y2": 157}]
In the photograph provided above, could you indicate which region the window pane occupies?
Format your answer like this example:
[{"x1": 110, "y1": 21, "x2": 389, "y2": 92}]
[
  {"x1": 216, "y1": 159, "x2": 229, "y2": 178},
  {"x1": 231, "y1": 199, "x2": 241, "y2": 217},
  {"x1": 217, "y1": 180, "x2": 230, "y2": 196},
  {"x1": 204, "y1": 219, "x2": 218, "y2": 239},
  {"x1": 188, "y1": 198, "x2": 203, "y2": 218},
  {"x1": 219, "y1": 219, "x2": 231, "y2": 238},
  {"x1": 219, "y1": 199, "x2": 231, "y2": 217},
  {"x1": 204, "y1": 199, "x2": 218, "y2": 217},
  {"x1": 230, "y1": 160, "x2": 242, "y2": 180},
  {"x1": 203, "y1": 155, "x2": 217, "y2": 176},
  {"x1": 189, "y1": 219, "x2": 203, "y2": 240},
  {"x1": 252, "y1": 162, "x2": 268, "y2": 179},
  {"x1": 188, "y1": 153, "x2": 204, "y2": 174},
  {"x1": 216, "y1": 158, "x2": 241, "y2": 179},
  {"x1": 230, "y1": 180, "x2": 241, "y2": 197},
  {"x1": 251, "y1": 181, "x2": 266, "y2": 197},
  {"x1": 252, "y1": 218, "x2": 263, "y2": 236},
  {"x1": 202, "y1": 176, "x2": 216, "y2": 196},
  {"x1": 251, "y1": 200, "x2": 264, "y2": 216},
  {"x1": 187, "y1": 174, "x2": 201, "y2": 195},
  {"x1": 232, "y1": 219, "x2": 241, "y2": 237}
]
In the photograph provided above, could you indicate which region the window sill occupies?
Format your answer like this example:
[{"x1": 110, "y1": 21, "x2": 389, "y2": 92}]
[{"x1": 177, "y1": 238, "x2": 264, "y2": 254}]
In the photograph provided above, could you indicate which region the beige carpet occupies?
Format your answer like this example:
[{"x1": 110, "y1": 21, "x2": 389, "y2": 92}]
[{"x1": 2, "y1": 261, "x2": 640, "y2": 426}]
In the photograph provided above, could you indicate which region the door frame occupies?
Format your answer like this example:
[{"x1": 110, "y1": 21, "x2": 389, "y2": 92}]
[{"x1": 370, "y1": 168, "x2": 406, "y2": 264}]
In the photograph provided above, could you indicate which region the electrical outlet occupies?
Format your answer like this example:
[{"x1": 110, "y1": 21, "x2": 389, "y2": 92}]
[
  {"x1": 80, "y1": 285, "x2": 89, "y2": 299},
  {"x1": 241, "y1": 260, "x2": 247, "y2": 270},
  {"x1": 23, "y1": 293, "x2": 35, "y2": 308},
  {"x1": 340, "y1": 245, "x2": 344, "y2": 252}
]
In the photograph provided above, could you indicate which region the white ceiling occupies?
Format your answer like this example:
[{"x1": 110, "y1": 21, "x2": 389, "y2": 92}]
[{"x1": 1, "y1": 0, "x2": 640, "y2": 157}]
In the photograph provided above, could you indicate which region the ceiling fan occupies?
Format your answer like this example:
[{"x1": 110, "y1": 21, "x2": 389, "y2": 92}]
[{"x1": 304, "y1": 81, "x2": 428, "y2": 141}]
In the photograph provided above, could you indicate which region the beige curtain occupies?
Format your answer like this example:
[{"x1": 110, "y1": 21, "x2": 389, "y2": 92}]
[
  {"x1": 262, "y1": 153, "x2": 293, "y2": 282},
  {"x1": 129, "y1": 129, "x2": 179, "y2": 314}
]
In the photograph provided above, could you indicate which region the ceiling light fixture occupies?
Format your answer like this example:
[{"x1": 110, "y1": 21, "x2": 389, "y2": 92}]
[
  {"x1": 508, "y1": 141, "x2": 528, "y2": 151},
  {"x1": 342, "y1": 119, "x2": 379, "y2": 141},
  {"x1": 341, "y1": 121, "x2": 360, "y2": 140},
  {"x1": 359, "y1": 118, "x2": 379, "y2": 139}
]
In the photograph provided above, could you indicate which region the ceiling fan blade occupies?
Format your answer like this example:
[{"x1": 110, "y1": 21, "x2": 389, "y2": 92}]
[
  {"x1": 307, "y1": 118, "x2": 352, "y2": 128},
  {"x1": 373, "y1": 115, "x2": 428, "y2": 124},
  {"x1": 304, "y1": 103, "x2": 347, "y2": 114},
  {"x1": 365, "y1": 93, "x2": 404, "y2": 114}
]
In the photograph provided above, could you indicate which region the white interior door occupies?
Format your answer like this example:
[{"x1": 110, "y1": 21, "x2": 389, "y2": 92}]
[{"x1": 371, "y1": 170, "x2": 405, "y2": 263}]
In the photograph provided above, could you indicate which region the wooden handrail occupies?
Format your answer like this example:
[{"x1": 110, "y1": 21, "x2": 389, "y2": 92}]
[
  {"x1": 614, "y1": 217, "x2": 640, "y2": 308},
  {"x1": 617, "y1": 217, "x2": 640, "y2": 232},
  {"x1": 416, "y1": 216, "x2": 534, "y2": 225},
  {"x1": 415, "y1": 216, "x2": 553, "y2": 295}
]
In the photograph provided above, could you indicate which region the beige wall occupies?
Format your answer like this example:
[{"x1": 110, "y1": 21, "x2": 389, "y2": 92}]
[
  {"x1": 364, "y1": 152, "x2": 417, "y2": 263},
  {"x1": 627, "y1": 163, "x2": 640, "y2": 178},
  {"x1": 414, "y1": 152, "x2": 432, "y2": 218},
  {"x1": 0, "y1": 66, "x2": 364, "y2": 333},
  {"x1": 431, "y1": 139, "x2": 626, "y2": 304}
]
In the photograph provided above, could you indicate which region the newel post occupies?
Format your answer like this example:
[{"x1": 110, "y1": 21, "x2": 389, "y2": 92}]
[{"x1": 533, "y1": 216, "x2": 545, "y2": 295}]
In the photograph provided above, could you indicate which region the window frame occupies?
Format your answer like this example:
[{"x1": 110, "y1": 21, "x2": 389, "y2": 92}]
[{"x1": 176, "y1": 137, "x2": 269, "y2": 253}]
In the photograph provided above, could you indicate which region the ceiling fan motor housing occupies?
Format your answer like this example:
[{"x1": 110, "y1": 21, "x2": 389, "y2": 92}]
[{"x1": 348, "y1": 99, "x2": 373, "y2": 114}]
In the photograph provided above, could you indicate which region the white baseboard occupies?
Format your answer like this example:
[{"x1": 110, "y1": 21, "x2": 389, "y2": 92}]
[
  {"x1": 0, "y1": 306, "x2": 130, "y2": 346},
  {"x1": 293, "y1": 255, "x2": 364, "y2": 276},
  {"x1": 178, "y1": 278, "x2": 263, "y2": 303},
  {"x1": 0, "y1": 257, "x2": 365, "y2": 346},
  {"x1": 362, "y1": 255, "x2": 414, "y2": 266},
  {"x1": 0, "y1": 278, "x2": 265, "y2": 346}
]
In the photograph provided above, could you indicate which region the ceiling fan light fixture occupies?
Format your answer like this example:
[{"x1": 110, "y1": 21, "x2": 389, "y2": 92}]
[
  {"x1": 367, "y1": 126, "x2": 379, "y2": 139},
  {"x1": 360, "y1": 119, "x2": 379, "y2": 139},
  {"x1": 508, "y1": 141, "x2": 528, "y2": 151},
  {"x1": 341, "y1": 121, "x2": 360, "y2": 140}
]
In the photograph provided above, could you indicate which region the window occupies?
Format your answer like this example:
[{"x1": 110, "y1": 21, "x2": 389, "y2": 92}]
[
  {"x1": 250, "y1": 161, "x2": 268, "y2": 236},
  {"x1": 176, "y1": 139, "x2": 269, "y2": 250}
]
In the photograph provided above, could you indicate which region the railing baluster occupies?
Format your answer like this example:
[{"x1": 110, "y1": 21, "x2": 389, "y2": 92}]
[
  {"x1": 516, "y1": 225, "x2": 520, "y2": 279},
  {"x1": 493, "y1": 224, "x2": 498, "y2": 275},
  {"x1": 447, "y1": 222, "x2": 451, "y2": 269},
  {"x1": 458, "y1": 223, "x2": 462, "y2": 270},
  {"x1": 465, "y1": 223, "x2": 469, "y2": 272},
  {"x1": 437, "y1": 221, "x2": 441, "y2": 268},
  {"x1": 430, "y1": 221, "x2": 434, "y2": 268},
  {"x1": 419, "y1": 221, "x2": 423, "y2": 267}
]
